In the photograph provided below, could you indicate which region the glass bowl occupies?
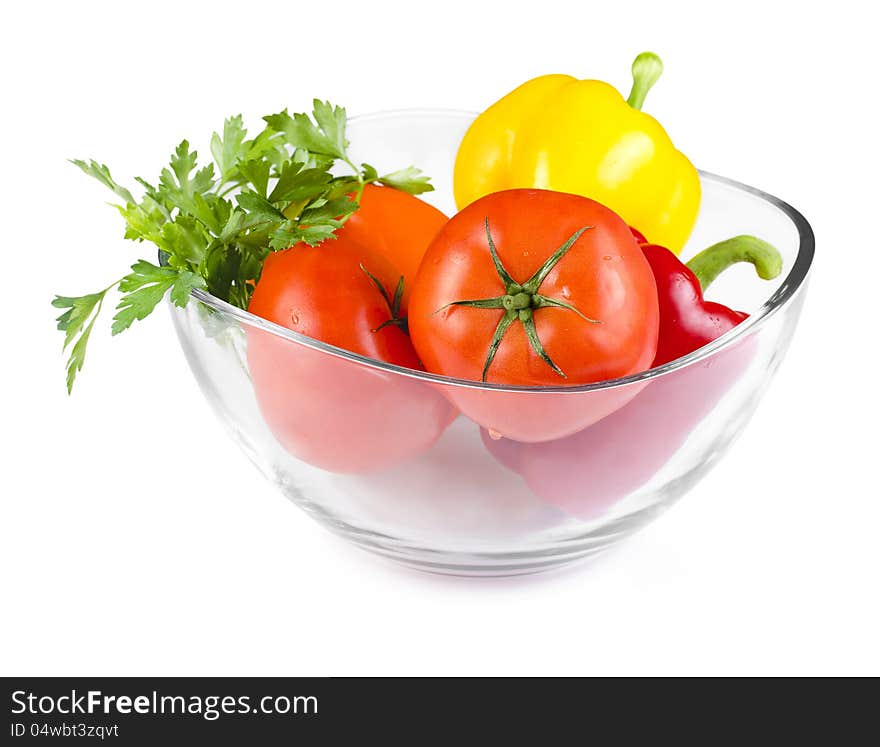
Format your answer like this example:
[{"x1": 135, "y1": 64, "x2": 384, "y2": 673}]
[{"x1": 170, "y1": 110, "x2": 814, "y2": 576}]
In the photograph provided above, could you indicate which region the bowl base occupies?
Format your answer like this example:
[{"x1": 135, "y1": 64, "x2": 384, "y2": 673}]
[
  {"x1": 315, "y1": 508, "x2": 669, "y2": 577},
  {"x1": 346, "y1": 541, "x2": 607, "y2": 577},
  {"x1": 275, "y1": 454, "x2": 729, "y2": 576}
]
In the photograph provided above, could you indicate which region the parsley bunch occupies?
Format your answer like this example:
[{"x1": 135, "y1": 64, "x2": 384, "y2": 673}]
[{"x1": 54, "y1": 101, "x2": 433, "y2": 393}]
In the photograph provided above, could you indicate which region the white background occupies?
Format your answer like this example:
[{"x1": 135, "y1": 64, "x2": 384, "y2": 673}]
[{"x1": 2, "y1": 0, "x2": 877, "y2": 676}]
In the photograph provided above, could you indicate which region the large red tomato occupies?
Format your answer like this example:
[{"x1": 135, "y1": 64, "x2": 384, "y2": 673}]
[
  {"x1": 408, "y1": 189, "x2": 659, "y2": 441},
  {"x1": 246, "y1": 235, "x2": 455, "y2": 473},
  {"x1": 341, "y1": 183, "x2": 448, "y2": 310}
]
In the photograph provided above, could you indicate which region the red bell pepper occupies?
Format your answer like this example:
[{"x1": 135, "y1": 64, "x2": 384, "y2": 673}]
[
  {"x1": 633, "y1": 230, "x2": 783, "y2": 366},
  {"x1": 482, "y1": 336, "x2": 755, "y2": 519},
  {"x1": 481, "y1": 232, "x2": 784, "y2": 520}
]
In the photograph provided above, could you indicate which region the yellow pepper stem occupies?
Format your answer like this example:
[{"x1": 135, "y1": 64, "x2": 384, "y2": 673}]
[{"x1": 626, "y1": 52, "x2": 664, "y2": 111}]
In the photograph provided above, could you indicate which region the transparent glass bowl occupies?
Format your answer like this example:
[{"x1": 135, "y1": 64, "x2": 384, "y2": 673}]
[{"x1": 170, "y1": 110, "x2": 814, "y2": 576}]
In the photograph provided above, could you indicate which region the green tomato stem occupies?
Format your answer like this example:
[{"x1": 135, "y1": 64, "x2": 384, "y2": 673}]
[
  {"x1": 686, "y1": 235, "x2": 784, "y2": 291},
  {"x1": 626, "y1": 52, "x2": 664, "y2": 111},
  {"x1": 441, "y1": 219, "x2": 600, "y2": 381}
]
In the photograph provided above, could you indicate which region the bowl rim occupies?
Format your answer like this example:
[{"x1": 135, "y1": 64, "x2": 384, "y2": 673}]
[{"x1": 187, "y1": 108, "x2": 815, "y2": 395}]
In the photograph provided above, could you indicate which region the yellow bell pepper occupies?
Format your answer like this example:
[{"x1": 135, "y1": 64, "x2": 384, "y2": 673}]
[{"x1": 454, "y1": 52, "x2": 700, "y2": 253}]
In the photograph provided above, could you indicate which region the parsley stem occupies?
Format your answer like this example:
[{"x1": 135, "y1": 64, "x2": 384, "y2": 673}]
[
  {"x1": 328, "y1": 157, "x2": 369, "y2": 228},
  {"x1": 101, "y1": 278, "x2": 122, "y2": 295},
  {"x1": 217, "y1": 182, "x2": 240, "y2": 199},
  {"x1": 342, "y1": 156, "x2": 361, "y2": 177}
]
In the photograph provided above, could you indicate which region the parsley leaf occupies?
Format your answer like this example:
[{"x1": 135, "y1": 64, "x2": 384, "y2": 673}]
[
  {"x1": 112, "y1": 261, "x2": 205, "y2": 335},
  {"x1": 297, "y1": 224, "x2": 343, "y2": 246},
  {"x1": 238, "y1": 159, "x2": 271, "y2": 198},
  {"x1": 299, "y1": 196, "x2": 357, "y2": 226},
  {"x1": 379, "y1": 166, "x2": 435, "y2": 195},
  {"x1": 161, "y1": 215, "x2": 210, "y2": 266},
  {"x1": 70, "y1": 160, "x2": 135, "y2": 204},
  {"x1": 159, "y1": 141, "x2": 216, "y2": 214},
  {"x1": 58, "y1": 100, "x2": 435, "y2": 391},
  {"x1": 52, "y1": 289, "x2": 111, "y2": 394},
  {"x1": 113, "y1": 200, "x2": 166, "y2": 244},
  {"x1": 236, "y1": 190, "x2": 287, "y2": 221},
  {"x1": 210, "y1": 115, "x2": 248, "y2": 181},
  {"x1": 311, "y1": 100, "x2": 349, "y2": 160},
  {"x1": 360, "y1": 163, "x2": 379, "y2": 183},
  {"x1": 264, "y1": 106, "x2": 348, "y2": 161},
  {"x1": 268, "y1": 164, "x2": 333, "y2": 204}
]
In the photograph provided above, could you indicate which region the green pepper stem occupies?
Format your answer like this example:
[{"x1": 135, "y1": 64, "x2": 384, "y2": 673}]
[
  {"x1": 626, "y1": 52, "x2": 664, "y2": 111},
  {"x1": 686, "y1": 235, "x2": 784, "y2": 292}
]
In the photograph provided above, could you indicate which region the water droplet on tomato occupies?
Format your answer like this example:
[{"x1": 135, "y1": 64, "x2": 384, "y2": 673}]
[
  {"x1": 603, "y1": 255, "x2": 612, "y2": 261},
  {"x1": 488, "y1": 428, "x2": 502, "y2": 440},
  {"x1": 290, "y1": 313, "x2": 300, "y2": 326},
  {"x1": 560, "y1": 286, "x2": 571, "y2": 299}
]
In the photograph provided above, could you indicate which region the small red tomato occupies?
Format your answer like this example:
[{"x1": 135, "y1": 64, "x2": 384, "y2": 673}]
[
  {"x1": 249, "y1": 236, "x2": 419, "y2": 367},
  {"x1": 246, "y1": 235, "x2": 455, "y2": 473}
]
